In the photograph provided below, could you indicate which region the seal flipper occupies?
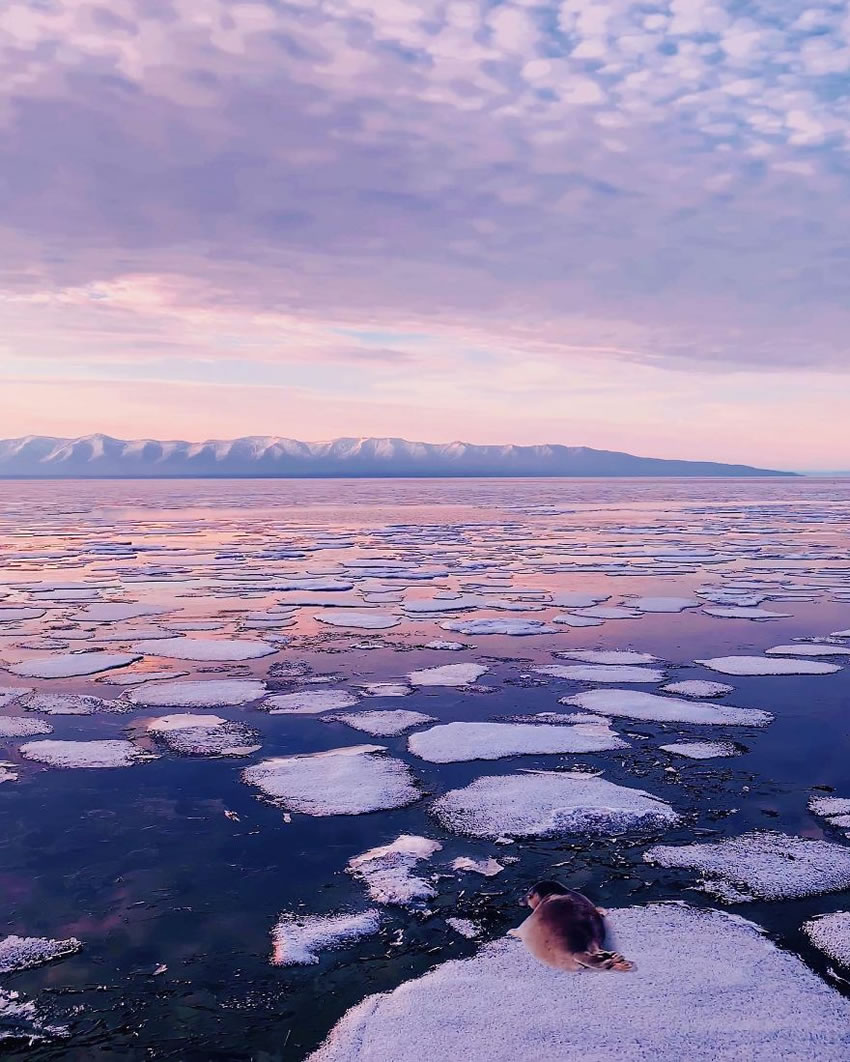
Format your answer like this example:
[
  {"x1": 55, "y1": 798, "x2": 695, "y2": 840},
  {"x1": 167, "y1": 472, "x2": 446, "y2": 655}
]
[{"x1": 576, "y1": 949, "x2": 636, "y2": 973}]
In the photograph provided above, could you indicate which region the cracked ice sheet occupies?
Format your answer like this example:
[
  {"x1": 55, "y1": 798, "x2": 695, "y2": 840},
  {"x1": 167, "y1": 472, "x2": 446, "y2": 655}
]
[
  {"x1": 243, "y1": 746, "x2": 420, "y2": 816},
  {"x1": 696, "y1": 656, "x2": 842, "y2": 676},
  {"x1": 348, "y1": 835, "x2": 442, "y2": 906},
  {"x1": 645, "y1": 832, "x2": 850, "y2": 901},
  {"x1": 432, "y1": 771, "x2": 678, "y2": 840},
  {"x1": 564, "y1": 689, "x2": 772, "y2": 727},
  {"x1": 306, "y1": 905, "x2": 850, "y2": 1062},
  {"x1": 408, "y1": 721, "x2": 627, "y2": 763},
  {"x1": 271, "y1": 910, "x2": 381, "y2": 967},
  {"x1": 7, "y1": 652, "x2": 142, "y2": 679}
]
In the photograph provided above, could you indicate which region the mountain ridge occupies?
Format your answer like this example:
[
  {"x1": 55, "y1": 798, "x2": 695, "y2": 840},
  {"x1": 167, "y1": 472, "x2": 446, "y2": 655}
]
[{"x1": 0, "y1": 434, "x2": 795, "y2": 478}]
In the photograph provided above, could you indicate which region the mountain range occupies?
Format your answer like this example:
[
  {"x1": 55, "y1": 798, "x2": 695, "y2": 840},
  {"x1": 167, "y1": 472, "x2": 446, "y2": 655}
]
[{"x1": 0, "y1": 435, "x2": 795, "y2": 478}]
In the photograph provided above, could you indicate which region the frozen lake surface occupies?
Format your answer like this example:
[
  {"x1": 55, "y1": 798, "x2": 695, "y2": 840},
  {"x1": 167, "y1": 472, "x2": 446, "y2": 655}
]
[{"x1": 1, "y1": 476, "x2": 850, "y2": 1058}]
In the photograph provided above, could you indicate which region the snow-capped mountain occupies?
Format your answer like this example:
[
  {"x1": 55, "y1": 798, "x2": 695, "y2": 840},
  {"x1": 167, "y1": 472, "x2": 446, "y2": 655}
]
[{"x1": 0, "y1": 435, "x2": 794, "y2": 477}]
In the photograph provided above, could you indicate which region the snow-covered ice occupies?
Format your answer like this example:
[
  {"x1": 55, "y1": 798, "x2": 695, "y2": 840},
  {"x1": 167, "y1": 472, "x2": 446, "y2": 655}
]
[
  {"x1": 21, "y1": 693, "x2": 119, "y2": 715},
  {"x1": 451, "y1": 856, "x2": 503, "y2": 877},
  {"x1": 534, "y1": 664, "x2": 664, "y2": 684},
  {"x1": 407, "y1": 663, "x2": 488, "y2": 686},
  {"x1": 264, "y1": 689, "x2": 359, "y2": 714},
  {"x1": 331, "y1": 710, "x2": 436, "y2": 736},
  {"x1": 8, "y1": 652, "x2": 142, "y2": 679},
  {"x1": 630, "y1": 597, "x2": 698, "y2": 613},
  {"x1": 696, "y1": 656, "x2": 841, "y2": 676},
  {"x1": 128, "y1": 678, "x2": 266, "y2": 707},
  {"x1": 316, "y1": 611, "x2": 400, "y2": 629},
  {"x1": 348, "y1": 835, "x2": 442, "y2": 906},
  {"x1": 765, "y1": 643, "x2": 850, "y2": 657},
  {"x1": 660, "y1": 741, "x2": 740, "y2": 760},
  {"x1": 0, "y1": 935, "x2": 82, "y2": 974},
  {"x1": 439, "y1": 619, "x2": 557, "y2": 636},
  {"x1": 408, "y1": 721, "x2": 627, "y2": 763},
  {"x1": 271, "y1": 910, "x2": 381, "y2": 966},
  {"x1": 553, "y1": 650, "x2": 658, "y2": 665},
  {"x1": 19, "y1": 739, "x2": 150, "y2": 769},
  {"x1": 132, "y1": 636, "x2": 275, "y2": 660},
  {"x1": 146, "y1": 714, "x2": 261, "y2": 757},
  {"x1": 661, "y1": 680, "x2": 734, "y2": 698},
  {"x1": 0, "y1": 717, "x2": 53, "y2": 737},
  {"x1": 564, "y1": 689, "x2": 772, "y2": 727},
  {"x1": 803, "y1": 912, "x2": 850, "y2": 967}
]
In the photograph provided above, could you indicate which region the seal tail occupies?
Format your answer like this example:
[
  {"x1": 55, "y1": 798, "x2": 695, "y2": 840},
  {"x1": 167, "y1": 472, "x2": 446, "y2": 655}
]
[{"x1": 577, "y1": 949, "x2": 635, "y2": 973}]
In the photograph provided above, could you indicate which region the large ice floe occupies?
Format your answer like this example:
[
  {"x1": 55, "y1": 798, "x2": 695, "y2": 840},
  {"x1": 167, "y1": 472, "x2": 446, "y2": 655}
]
[
  {"x1": 0, "y1": 935, "x2": 82, "y2": 974},
  {"x1": 242, "y1": 746, "x2": 419, "y2": 815},
  {"x1": 696, "y1": 655, "x2": 842, "y2": 676},
  {"x1": 347, "y1": 835, "x2": 442, "y2": 906},
  {"x1": 432, "y1": 770, "x2": 678, "y2": 839},
  {"x1": 439, "y1": 618, "x2": 557, "y2": 636},
  {"x1": 408, "y1": 721, "x2": 627, "y2": 763},
  {"x1": 407, "y1": 663, "x2": 488, "y2": 686},
  {"x1": 645, "y1": 831, "x2": 850, "y2": 901},
  {"x1": 331, "y1": 710, "x2": 436, "y2": 736},
  {"x1": 132, "y1": 636, "x2": 275, "y2": 660},
  {"x1": 264, "y1": 689, "x2": 359, "y2": 714},
  {"x1": 534, "y1": 664, "x2": 664, "y2": 684},
  {"x1": 19, "y1": 739, "x2": 151, "y2": 769},
  {"x1": 803, "y1": 912, "x2": 850, "y2": 967},
  {"x1": 563, "y1": 689, "x2": 772, "y2": 727},
  {"x1": 307, "y1": 904, "x2": 850, "y2": 1061},
  {"x1": 146, "y1": 715, "x2": 261, "y2": 757},
  {"x1": 659, "y1": 741, "x2": 740, "y2": 760},
  {"x1": 8, "y1": 652, "x2": 142, "y2": 679},
  {"x1": 271, "y1": 911, "x2": 382, "y2": 966},
  {"x1": 127, "y1": 678, "x2": 266, "y2": 708}
]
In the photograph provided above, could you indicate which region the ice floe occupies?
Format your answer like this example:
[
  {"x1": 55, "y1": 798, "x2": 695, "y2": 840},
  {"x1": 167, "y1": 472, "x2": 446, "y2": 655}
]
[
  {"x1": 696, "y1": 656, "x2": 842, "y2": 676},
  {"x1": 264, "y1": 689, "x2": 359, "y2": 714},
  {"x1": 21, "y1": 693, "x2": 119, "y2": 715},
  {"x1": 803, "y1": 912, "x2": 850, "y2": 968},
  {"x1": 661, "y1": 680, "x2": 734, "y2": 698},
  {"x1": 306, "y1": 904, "x2": 850, "y2": 1062},
  {"x1": 553, "y1": 650, "x2": 658, "y2": 665},
  {"x1": 765, "y1": 643, "x2": 850, "y2": 657},
  {"x1": 424, "y1": 640, "x2": 467, "y2": 651},
  {"x1": 132, "y1": 636, "x2": 275, "y2": 660},
  {"x1": 8, "y1": 652, "x2": 142, "y2": 679},
  {"x1": 408, "y1": 721, "x2": 627, "y2": 763},
  {"x1": 316, "y1": 611, "x2": 400, "y2": 629},
  {"x1": 432, "y1": 770, "x2": 679, "y2": 839},
  {"x1": 19, "y1": 739, "x2": 151, "y2": 769},
  {"x1": 0, "y1": 717, "x2": 53, "y2": 737},
  {"x1": 451, "y1": 856, "x2": 503, "y2": 877},
  {"x1": 703, "y1": 606, "x2": 792, "y2": 620},
  {"x1": 630, "y1": 596, "x2": 698, "y2": 613},
  {"x1": 357, "y1": 683, "x2": 413, "y2": 697},
  {"x1": 74, "y1": 603, "x2": 169, "y2": 622},
  {"x1": 534, "y1": 664, "x2": 664, "y2": 684},
  {"x1": 563, "y1": 689, "x2": 772, "y2": 727},
  {"x1": 440, "y1": 619, "x2": 557, "y2": 636},
  {"x1": 271, "y1": 910, "x2": 381, "y2": 966},
  {"x1": 127, "y1": 678, "x2": 266, "y2": 707},
  {"x1": 146, "y1": 714, "x2": 261, "y2": 757},
  {"x1": 0, "y1": 935, "x2": 82, "y2": 974},
  {"x1": 659, "y1": 741, "x2": 740, "y2": 760},
  {"x1": 645, "y1": 831, "x2": 850, "y2": 901},
  {"x1": 348, "y1": 835, "x2": 442, "y2": 906},
  {"x1": 407, "y1": 663, "x2": 488, "y2": 686},
  {"x1": 243, "y1": 746, "x2": 420, "y2": 816},
  {"x1": 445, "y1": 917, "x2": 480, "y2": 938},
  {"x1": 0, "y1": 686, "x2": 32, "y2": 708},
  {"x1": 331, "y1": 710, "x2": 436, "y2": 736}
]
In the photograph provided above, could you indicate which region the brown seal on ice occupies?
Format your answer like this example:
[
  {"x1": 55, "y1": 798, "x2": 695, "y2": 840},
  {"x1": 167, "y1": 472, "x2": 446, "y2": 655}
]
[{"x1": 511, "y1": 880, "x2": 635, "y2": 972}]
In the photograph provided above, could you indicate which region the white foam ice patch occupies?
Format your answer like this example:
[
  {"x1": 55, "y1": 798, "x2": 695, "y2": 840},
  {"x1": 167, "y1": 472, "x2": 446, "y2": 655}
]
[
  {"x1": 132, "y1": 636, "x2": 275, "y2": 660},
  {"x1": 703, "y1": 606, "x2": 792, "y2": 620},
  {"x1": 407, "y1": 664, "x2": 488, "y2": 686},
  {"x1": 19, "y1": 739, "x2": 151, "y2": 769},
  {"x1": 534, "y1": 664, "x2": 664, "y2": 684},
  {"x1": 0, "y1": 935, "x2": 82, "y2": 974},
  {"x1": 630, "y1": 597, "x2": 698, "y2": 613},
  {"x1": 440, "y1": 619, "x2": 557, "y2": 636},
  {"x1": 765, "y1": 643, "x2": 850, "y2": 657},
  {"x1": 553, "y1": 650, "x2": 658, "y2": 665},
  {"x1": 660, "y1": 741, "x2": 740, "y2": 760},
  {"x1": 696, "y1": 656, "x2": 842, "y2": 676},
  {"x1": 0, "y1": 717, "x2": 53, "y2": 737},
  {"x1": 358, "y1": 683, "x2": 413, "y2": 697},
  {"x1": 271, "y1": 910, "x2": 381, "y2": 966},
  {"x1": 445, "y1": 917, "x2": 480, "y2": 938},
  {"x1": 0, "y1": 686, "x2": 33, "y2": 708},
  {"x1": 243, "y1": 745, "x2": 420, "y2": 816},
  {"x1": 563, "y1": 689, "x2": 772, "y2": 727},
  {"x1": 803, "y1": 912, "x2": 850, "y2": 968},
  {"x1": 432, "y1": 770, "x2": 679, "y2": 839},
  {"x1": 661, "y1": 680, "x2": 734, "y2": 698},
  {"x1": 408, "y1": 721, "x2": 628, "y2": 763},
  {"x1": 8, "y1": 652, "x2": 142, "y2": 679},
  {"x1": 265, "y1": 689, "x2": 359, "y2": 714},
  {"x1": 21, "y1": 693, "x2": 120, "y2": 715},
  {"x1": 348, "y1": 835, "x2": 443, "y2": 906},
  {"x1": 128, "y1": 678, "x2": 266, "y2": 707},
  {"x1": 146, "y1": 714, "x2": 261, "y2": 756},
  {"x1": 331, "y1": 710, "x2": 436, "y2": 736},
  {"x1": 317, "y1": 611, "x2": 400, "y2": 629},
  {"x1": 451, "y1": 856, "x2": 503, "y2": 877},
  {"x1": 645, "y1": 831, "x2": 850, "y2": 901},
  {"x1": 306, "y1": 904, "x2": 850, "y2": 1062},
  {"x1": 424, "y1": 640, "x2": 467, "y2": 650}
]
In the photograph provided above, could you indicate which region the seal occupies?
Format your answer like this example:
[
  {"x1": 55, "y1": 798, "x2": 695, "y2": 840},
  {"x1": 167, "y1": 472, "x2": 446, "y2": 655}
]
[{"x1": 511, "y1": 880, "x2": 635, "y2": 972}]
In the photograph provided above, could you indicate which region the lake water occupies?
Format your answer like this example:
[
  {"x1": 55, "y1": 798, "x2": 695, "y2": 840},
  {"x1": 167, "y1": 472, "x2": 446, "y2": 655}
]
[{"x1": 1, "y1": 477, "x2": 850, "y2": 1058}]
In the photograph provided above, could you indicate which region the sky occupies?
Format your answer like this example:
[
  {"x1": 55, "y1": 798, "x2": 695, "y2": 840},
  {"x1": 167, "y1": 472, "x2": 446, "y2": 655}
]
[{"x1": 1, "y1": 1, "x2": 849, "y2": 471}]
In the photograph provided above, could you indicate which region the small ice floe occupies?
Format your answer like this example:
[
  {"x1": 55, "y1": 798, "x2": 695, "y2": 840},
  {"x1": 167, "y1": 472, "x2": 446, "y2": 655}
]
[
  {"x1": 407, "y1": 663, "x2": 488, "y2": 686},
  {"x1": 74, "y1": 603, "x2": 169, "y2": 622},
  {"x1": 330, "y1": 710, "x2": 436, "y2": 737},
  {"x1": 146, "y1": 715, "x2": 261, "y2": 757},
  {"x1": 357, "y1": 683, "x2": 414, "y2": 698},
  {"x1": 533, "y1": 664, "x2": 664, "y2": 684},
  {"x1": 451, "y1": 856, "x2": 503, "y2": 877},
  {"x1": 0, "y1": 765, "x2": 19, "y2": 783},
  {"x1": 424, "y1": 640, "x2": 467, "y2": 651},
  {"x1": 696, "y1": 655, "x2": 841, "y2": 676},
  {"x1": 565, "y1": 606, "x2": 640, "y2": 620},
  {"x1": 98, "y1": 669, "x2": 190, "y2": 685},
  {"x1": 0, "y1": 717, "x2": 53, "y2": 737},
  {"x1": 548, "y1": 592, "x2": 610, "y2": 608},
  {"x1": 803, "y1": 912, "x2": 850, "y2": 968},
  {"x1": 660, "y1": 741, "x2": 740, "y2": 760},
  {"x1": 0, "y1": 607, "x2": 46, "y2": 622},
  {"x1": 408, "y1": 721, "x2": 627, "y2": 764},
  {"x1": 305, "y1": 905, "x2": 850, "y2": 1062},
  {"x1": 271, "y1": 910, "x2": 381, "y2": 966},
  {"x1": 21, "y1": 693, "x2": 120, "y2": 715},
  {"x1": 432, "y1": 770, "x2": 679, "y2": 839},
  {"x1": 8, "y1": 652, "x2": 142, "y2": 679},
  {"x1": 440, "y1": 619, "x2": 557, "y2": 636},
  {"x1": 703, "y1": 606, "x2": 792, "y2": 620},
  {"x1": 242, "y1": 746, "x2": 419, "y2": 816},
  {"x1": 316, "y1": 611, "x2": 400, "y2": 629},
  {"x1": 552, "y1": 614, "x2": 604, "y2": 627},
  {"x1": 630, "y1": 597, "x2": 698, "y2": 613},
  {"x1": 446, "y1": 917, "x2": 480, "y2": 938},
  {"x1": 0, "y1": 935, "x2": 82, "y2": 974},
  {"x1": 132, "y1": 636, "x2": 276, "y2": 661},
  {"x1": 809, "y1": 796, "x2": 850, "y2": 834},
  {"x1": 264, "y1": 689, "x2": 359, "y2": 714},
  {"x1": 661, "y1": 680, "x2": 734, "y2": 698},
  {"x1": 645, "y1": 831, "x2": 850, "y2": 901},
  {"x1": 765, "y1": 643, "x2": 850, "y2": 657},
  {"x1": 553, "y1": 650, "x2": 658, "y2": 665},
  {"x1": 0, "y1": 687, "x2": 33, "y2": 708},
  {"x1": 563, "y1": 689, "x2": 772, "y2": 727},
  {"x1": 128, "y1": 678, "x2": 267, "y2": 707},
  {"x1": 19, "y1": 739, "x2": 151, "y2": 769},
  {"x1": 348, "y1": 835, "x2": 442, "y2": 905}
]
